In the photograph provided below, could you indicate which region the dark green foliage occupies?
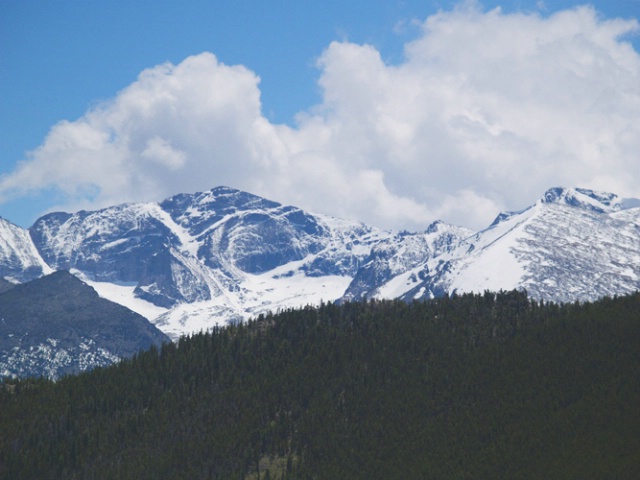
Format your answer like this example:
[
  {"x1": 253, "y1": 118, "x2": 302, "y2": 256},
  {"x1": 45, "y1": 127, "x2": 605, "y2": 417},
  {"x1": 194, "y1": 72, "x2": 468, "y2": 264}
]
[{"x1": 1, "y1": 290, "x2": 639, "y2": 479}]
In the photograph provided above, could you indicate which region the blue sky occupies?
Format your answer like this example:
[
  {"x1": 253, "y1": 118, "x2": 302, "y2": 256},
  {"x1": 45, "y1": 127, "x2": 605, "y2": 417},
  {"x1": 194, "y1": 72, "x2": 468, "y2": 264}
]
[{"x1": 1, "y1": 0, "x2": 639, "y2": 230}]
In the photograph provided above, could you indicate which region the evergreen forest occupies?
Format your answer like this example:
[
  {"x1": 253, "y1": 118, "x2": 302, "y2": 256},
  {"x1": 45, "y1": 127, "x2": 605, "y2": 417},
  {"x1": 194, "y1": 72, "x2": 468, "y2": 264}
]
[{"x1": 1, "y1": 290, "x2": 639, "y2": 479}]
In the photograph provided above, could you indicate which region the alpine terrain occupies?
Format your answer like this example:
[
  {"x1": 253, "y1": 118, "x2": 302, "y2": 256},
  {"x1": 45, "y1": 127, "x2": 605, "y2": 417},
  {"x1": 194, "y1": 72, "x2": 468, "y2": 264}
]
[
  {"x1": 0, "y1": 271, "x2": 169, "y2": 379},
  {"x1": 1, "y1": 185, "x2": 639, "y2": 344}
]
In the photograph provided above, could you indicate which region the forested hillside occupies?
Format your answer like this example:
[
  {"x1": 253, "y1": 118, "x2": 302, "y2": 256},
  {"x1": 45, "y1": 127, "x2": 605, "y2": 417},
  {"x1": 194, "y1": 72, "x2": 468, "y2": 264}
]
[{"x1": 1, "y1": 291, "x2": 639, "y2": 479}]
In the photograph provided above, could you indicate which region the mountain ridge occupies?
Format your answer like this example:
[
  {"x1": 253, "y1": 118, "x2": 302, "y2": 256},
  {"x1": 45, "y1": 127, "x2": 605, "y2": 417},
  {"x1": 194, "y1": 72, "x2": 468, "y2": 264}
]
[
  {"x1": 1, "y1": 185, "x2": 639, "y2": 339},
  {"x1": 0, "y1": 270, "x2": 170, "y2": 379},
  {"x1": 384, "y1": 187, "x2": 640, "y2": 304}
]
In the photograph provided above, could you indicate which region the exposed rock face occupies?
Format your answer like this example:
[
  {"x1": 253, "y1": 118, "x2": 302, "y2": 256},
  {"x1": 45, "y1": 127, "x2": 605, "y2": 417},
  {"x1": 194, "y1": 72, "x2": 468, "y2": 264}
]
[
  {"x1": 387, "y1": 188, "x2": 640, "y2": 304},
  {"x1": 1, "y1": 185, "x2": 638, "y2": 342},
  {"x1": 0, "y1": 271, "x2": 170, "y2": 379},
  {"x1": 0, "y1": 217, "x2": 51, "y2": 283}
]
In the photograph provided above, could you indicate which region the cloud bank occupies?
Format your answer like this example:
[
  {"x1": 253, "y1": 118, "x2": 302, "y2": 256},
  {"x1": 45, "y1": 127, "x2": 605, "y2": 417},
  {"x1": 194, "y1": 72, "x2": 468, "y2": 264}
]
[{"x1": 1, "y1": 4, "x2": 639, "y2": 230}]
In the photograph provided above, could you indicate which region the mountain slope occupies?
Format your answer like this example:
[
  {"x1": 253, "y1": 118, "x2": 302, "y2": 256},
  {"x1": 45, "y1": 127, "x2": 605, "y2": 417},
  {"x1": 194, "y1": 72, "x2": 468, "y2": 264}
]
[
  {"x1": 384, "y1": 187, "x2": 640, "y2": 303},
  {"x1": 342, "y1": 220, "x2": 474, "y2": 301},
  {"x1": 2, "y1": 292, "x2": 639, "y2": 479},
  {"x1": 1, "y1": 185, "x2": 639, "y2": 340},
  {"x1": 0, "y1": 271, "x2": 170, "y2": 379},
  {"x1": 0, "y1": 277, "x2": 15, "y2": 294},
  {"x1": 0, "y1": 216, "x2": 51, "y2": 283},
  {"x1": 27, "y1": 186, "x2": 410, "y2": 338}
]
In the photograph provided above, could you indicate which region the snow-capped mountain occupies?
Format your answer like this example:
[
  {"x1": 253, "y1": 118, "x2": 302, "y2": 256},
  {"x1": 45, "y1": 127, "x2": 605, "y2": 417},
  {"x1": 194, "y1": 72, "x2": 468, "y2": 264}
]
[
  {"x1": 342, "y1": 220, "x2": 474, "y2": 302},
  {"x1": 379, "y1": 187, "x2": 640, "y2": 304},
  {"x1": 1, "y1": 185, "x2": 639, "y2": 341},
  {"x1": 0, "y1": 216, "x2": 52, "y2": 283},
  {"x1": 27, "y1": 187, "x2": 404, "y2": 338}
]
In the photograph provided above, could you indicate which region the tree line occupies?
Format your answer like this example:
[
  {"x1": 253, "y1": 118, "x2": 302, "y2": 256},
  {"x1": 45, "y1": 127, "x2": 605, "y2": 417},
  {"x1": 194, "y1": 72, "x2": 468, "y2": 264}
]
[{"x1": 1, "y1": 290, "x2": 639, "y2": 479}]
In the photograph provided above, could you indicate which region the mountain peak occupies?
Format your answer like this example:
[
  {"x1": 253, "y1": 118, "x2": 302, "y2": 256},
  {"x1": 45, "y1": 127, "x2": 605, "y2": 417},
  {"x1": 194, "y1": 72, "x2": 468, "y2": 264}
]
[
  {"x1": 162, "y1": 185, "x2": 282, "y2": 219},
  {"x1": 209, "y1": 185, "x2": 242, "y2": 196},
  {"x1": 14, "y1": 269, "x2": 96, "y2": 296},
  {"x1": 541, "y1": 187, "x2": 622, "y2": 213},
  {"x1": 425, "y1": 220, "x2": 445, "y2": 234}
]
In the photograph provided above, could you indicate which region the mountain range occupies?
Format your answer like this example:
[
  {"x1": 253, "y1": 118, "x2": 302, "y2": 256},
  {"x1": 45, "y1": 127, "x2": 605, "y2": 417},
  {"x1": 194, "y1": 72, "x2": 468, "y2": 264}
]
[{"x1": 2, "y1": 185, "x2": 639, "y2": 345}]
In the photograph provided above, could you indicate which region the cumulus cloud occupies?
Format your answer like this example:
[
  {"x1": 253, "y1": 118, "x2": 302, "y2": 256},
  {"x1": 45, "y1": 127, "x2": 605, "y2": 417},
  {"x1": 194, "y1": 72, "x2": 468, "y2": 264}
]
[
  {"x1": 304, "y1": 3, "x2": 640, "y2": 228},
  {"x1": 0, "y1": 53, "x2": 281, "y2": 212},
  {"x1": 1, "y1": 3, "x2": 639, "y2": 231}
]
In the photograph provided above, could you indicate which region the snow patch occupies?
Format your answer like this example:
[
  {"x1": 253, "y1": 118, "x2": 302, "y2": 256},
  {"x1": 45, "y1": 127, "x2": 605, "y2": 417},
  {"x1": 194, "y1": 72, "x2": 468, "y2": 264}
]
[{"x1": 72, "y1": 270, "x2": 168, "y2": 321}]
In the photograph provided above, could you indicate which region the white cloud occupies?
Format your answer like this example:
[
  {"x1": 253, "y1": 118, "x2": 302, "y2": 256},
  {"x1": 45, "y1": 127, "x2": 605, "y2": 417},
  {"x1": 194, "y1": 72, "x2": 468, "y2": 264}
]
[
  {"x1": 140, "y1": 137, "x2": 186, "y2": 170},
  {"x1": 1, "y1": 4, "x2": 639, "y2": 231},
  {"x1": 0, "y1": 53, "x2": 275, "y2": 211}
]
